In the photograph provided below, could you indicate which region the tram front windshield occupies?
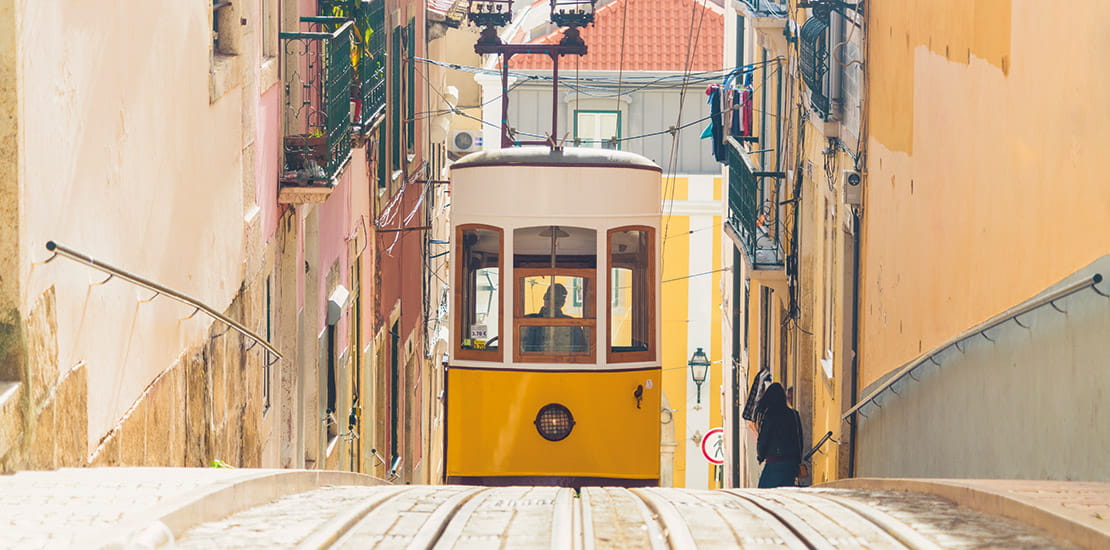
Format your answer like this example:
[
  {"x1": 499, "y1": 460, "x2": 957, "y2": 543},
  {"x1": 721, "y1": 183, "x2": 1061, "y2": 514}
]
[{"x1": 514, "y1": 226, "x2": 596, "y2": 360}]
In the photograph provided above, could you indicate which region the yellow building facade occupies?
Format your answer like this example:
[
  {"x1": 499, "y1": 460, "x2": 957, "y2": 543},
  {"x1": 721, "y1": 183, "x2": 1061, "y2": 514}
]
[
  {"x1": 862, "y1": 0, "x2": 1109, "y2": 386},
  {"x1": 728, "y1": 0, "x2": 1110, "y2": 484},
  {"x1": 724, "y1": 1, "x2": 862, "y2": 485},
  {"x1": 849, "y1": 1, "x2": 1110, "y2": 480},
  {"x1": 660, "y1": 174, "x2": 725, "y2": 488}
]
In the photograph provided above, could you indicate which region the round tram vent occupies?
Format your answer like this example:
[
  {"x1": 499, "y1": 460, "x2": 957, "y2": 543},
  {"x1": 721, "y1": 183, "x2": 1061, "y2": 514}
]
[{"x1": 534, "y1": 403, "x2": 575, "y2": 441}]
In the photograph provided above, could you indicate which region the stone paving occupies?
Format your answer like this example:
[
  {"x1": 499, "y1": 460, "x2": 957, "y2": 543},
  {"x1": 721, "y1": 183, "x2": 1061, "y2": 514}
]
[
  {"x1": 0, "y1": 468, "x2": 262, "y2": 550},
  {"x1": 823, "y1": 478, "x2": 1110, "y2": 549},
  {"x1": 0, "y1": 469, "x2": 1106, "y2": 549},
  {"x1": 175, "y1": 485, "x2": 400, "y2": 550},
  {"x1": 810, "y1": 489, "x2": 1082, "y2": 550}
]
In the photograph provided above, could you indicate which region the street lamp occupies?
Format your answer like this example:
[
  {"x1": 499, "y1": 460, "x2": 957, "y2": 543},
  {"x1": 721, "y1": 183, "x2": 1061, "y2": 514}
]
[{"x1": 688, "y1": 347, "x2": 710, "y2": 404}]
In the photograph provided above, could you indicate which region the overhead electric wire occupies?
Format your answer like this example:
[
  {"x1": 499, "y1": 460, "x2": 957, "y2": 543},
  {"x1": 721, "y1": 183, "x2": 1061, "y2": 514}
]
[
  {"x1": 414, "y1": 56, "x2": 781, "y2": 87},
  {"x1": 408, "y1": 25, "x2": 785, "y2": 151},
  {"x1": 661, "y1": 0, "x2": 714, "y2": 275},
  {"x1": 613, "y1": 0, "x2": 630, "y2": 115},
  {"x1": 409, "y1": 60, "x2": 785, "y2": 146}
]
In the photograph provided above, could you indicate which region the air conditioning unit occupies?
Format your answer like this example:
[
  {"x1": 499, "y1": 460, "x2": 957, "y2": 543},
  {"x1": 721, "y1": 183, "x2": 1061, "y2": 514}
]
[
  {"x1": 843, "y1": 170, "x2": 862, "y2": 205},
  {"x1": 449, "y1": 130, "x2": 483, "y2": 154}
]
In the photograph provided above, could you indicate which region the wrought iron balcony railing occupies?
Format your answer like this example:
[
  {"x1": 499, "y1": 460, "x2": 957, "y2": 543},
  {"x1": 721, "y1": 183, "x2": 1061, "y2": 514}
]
[
  {"x1": 281, "y1": 17, "x2": 354, "y2": 185},
  {"x1": 320, "y1": 0, "x2": 387, "y2": 129},
  {"x1": 725, "y1": 139, "x2": 784, "y2": 269},
  {"x1": 737, "y1": 0, "x2": 787, "y2": 18},
  {"x1": 360, "y1": 1, "x2": 387, "y2": 126},
  {"x1": 800, "y1": 14, "x2": 831, "y2": 119}
]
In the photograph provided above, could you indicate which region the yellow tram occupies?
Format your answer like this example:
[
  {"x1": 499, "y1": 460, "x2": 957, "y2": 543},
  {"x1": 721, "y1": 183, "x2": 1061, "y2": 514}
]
[{"x1": 445, "y1": 146, "x2": 662, "y2": 487}]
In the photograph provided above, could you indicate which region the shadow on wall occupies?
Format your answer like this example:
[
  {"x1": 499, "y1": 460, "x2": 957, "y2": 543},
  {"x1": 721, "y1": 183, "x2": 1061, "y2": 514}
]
[{"x1": 855, "y1": 255, "x2": 1110, "y2": 481}]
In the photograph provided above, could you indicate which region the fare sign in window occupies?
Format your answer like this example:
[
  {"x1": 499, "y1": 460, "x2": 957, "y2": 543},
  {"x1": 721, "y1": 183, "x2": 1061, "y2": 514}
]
[{"x1": 458, "y1": 225, "x2": 501, "y2": 359}]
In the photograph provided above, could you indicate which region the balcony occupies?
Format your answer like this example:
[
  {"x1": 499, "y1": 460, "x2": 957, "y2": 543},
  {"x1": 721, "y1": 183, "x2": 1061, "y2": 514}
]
[
  {"x1": 359, "y1": 1, "x2": 387, "y2": 128},
  {"x1": 279, "y1": 17, "x2": 354, "y2": 203},
  {"x1": 736, "y1": 0, "x2": 787, "y2": 19},
  {"x1": 320, "y1": 0, "x2": 387, "y2": 130},
  {"x1": 724, "y1": 139, "x2": 785, "y2": 271},
  {"x1": 800, "y1": 14, "x2": 831, "y2": 119}
]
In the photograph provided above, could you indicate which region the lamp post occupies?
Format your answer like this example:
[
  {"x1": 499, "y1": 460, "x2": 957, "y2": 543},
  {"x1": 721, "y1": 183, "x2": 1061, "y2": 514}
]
[{"x1": 688, "y1": 347, "x2": 710, "y2": 404}]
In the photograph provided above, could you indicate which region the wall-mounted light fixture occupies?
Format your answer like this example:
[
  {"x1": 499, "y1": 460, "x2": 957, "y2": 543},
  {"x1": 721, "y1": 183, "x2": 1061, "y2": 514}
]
[{"x1": 326, "y1": 285, "x2": 350, "y2": 326}]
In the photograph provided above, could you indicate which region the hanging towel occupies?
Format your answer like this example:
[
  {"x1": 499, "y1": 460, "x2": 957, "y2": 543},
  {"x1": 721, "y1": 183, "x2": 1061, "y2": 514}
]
[
  {"x1": 730, "y1": 89, "x2": 742, "y2": 136},
  {"x1": 707, "y1": 85, "x2": 725, "y2": 162},
  {"x1": 742, "y1": 367, "x2": 774, "y2": 422}
]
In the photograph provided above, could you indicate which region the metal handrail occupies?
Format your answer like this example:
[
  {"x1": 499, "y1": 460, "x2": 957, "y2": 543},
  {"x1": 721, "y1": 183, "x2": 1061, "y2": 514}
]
[
  {"x1": 843, "y1": 273, "x2": 1105, "y2": 421},
  {"x1": 803, "y1": 430, "x2": 834, "y2": 461},
  {"x1": 44, "y1": 241, "x2": 281, "y2": 360}
]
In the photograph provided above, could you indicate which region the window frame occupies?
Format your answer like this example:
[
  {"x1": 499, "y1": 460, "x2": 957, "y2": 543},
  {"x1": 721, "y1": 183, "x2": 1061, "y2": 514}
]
[
  {"x1": 210, "y1": 0, "x2": 241, "y2": 103},
  {"x1": 573, "y1": 109, "x2": 622, "y2": 150},
  {"x1": 606, "y1": 226, "x2": 656, "y2": 363},
  {"x1": 454, "y1": 224, "x2": 504, "y2": 362},
  {"x1": 212, "y1": 0, "x2": 236, "y2": 56},
  {"x1": 513, "y1": 268, "x2": 597, "y2": 364}
]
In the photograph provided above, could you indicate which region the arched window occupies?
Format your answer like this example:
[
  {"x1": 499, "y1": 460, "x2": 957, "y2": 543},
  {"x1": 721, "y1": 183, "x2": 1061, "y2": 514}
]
[
  {"x1": 456, "y1": 225, "x2": 503, "y2": 361},
  {"x1": 608, "y1": 227, "x2": 655, "y2": 362},
  {"x1": 513, "y1": 226, "x2": 596, "y2": 363}
]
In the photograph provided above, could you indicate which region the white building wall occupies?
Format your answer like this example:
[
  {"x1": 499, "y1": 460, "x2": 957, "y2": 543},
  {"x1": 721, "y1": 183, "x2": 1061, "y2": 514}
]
[
  {"x1": 673, "y1": 174, "x2": 720, "y2": 489},
  {"x1": 18, "y1": 2, "x2": 250, "y2": 447}
]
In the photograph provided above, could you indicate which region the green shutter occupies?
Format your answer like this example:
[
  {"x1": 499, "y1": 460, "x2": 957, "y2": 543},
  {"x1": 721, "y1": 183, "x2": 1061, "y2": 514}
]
[
  {"x1": 391, "y1": 25, "x2": 402, "y2": 168},
  {"x1": 406, "y1": 18, "x2": 415, "y2": 151},
  {"x1": 378, "y1": 130, "x2": 387, "y2": 191}
]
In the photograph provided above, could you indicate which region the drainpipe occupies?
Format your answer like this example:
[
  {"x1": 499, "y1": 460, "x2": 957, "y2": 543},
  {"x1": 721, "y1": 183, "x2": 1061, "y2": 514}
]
[{"x1": 847, "y1": 210, "x2": 861, "y2": 477}]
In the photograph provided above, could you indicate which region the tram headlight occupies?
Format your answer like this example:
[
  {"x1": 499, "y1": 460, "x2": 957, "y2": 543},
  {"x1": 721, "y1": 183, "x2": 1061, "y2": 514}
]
[{"x1": 534, "y1": 403, "x2": 575, "y2": 441}]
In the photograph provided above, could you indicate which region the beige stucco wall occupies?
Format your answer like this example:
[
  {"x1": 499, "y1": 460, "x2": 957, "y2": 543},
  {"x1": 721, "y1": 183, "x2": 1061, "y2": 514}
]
[
  {"x1": 441, "y1": 25, "x2": 483, "y2": 132},
  {"x1": 856, "y1": 256, "x2": 1110, "y2": 480},
  {"x1": 17, "y1": 2, "x2": 250, "y2": 450},
  {"x1": 860, "y1": 0, "x2": 1110, "y2": 387}
]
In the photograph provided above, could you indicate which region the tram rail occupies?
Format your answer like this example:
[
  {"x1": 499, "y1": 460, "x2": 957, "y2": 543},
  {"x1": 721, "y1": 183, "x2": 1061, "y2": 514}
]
[{"x1": 170, "y1": 484, "x2": 1082, "y2": 550}]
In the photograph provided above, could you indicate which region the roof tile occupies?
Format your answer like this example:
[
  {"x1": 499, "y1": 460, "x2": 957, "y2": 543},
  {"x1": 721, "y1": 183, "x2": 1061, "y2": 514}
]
[{"x1": 509, "y1": 0, "x2": 724, "y2": 71}]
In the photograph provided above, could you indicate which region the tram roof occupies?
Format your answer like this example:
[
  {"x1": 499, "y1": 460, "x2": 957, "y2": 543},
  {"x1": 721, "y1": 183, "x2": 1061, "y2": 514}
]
[{"x1": 451, "y1": 146, "x2": 662, "y2": 172}]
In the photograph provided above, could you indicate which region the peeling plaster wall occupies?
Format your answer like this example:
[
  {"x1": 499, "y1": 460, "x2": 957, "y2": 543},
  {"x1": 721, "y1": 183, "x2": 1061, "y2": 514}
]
[
  {"x1": 861, "y1": 0, "x2": 1110, "y2": 388},
  {"x1": 0, "y1": 0, "x2": 22, "y2": 383},
  {"x1": 17, "y1": 2, "x2": 248, "y2": 450}
]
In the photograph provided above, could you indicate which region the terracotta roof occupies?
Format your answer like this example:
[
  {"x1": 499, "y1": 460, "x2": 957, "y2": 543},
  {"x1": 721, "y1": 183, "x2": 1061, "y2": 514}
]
[{"x1": 509, "y1": 0, "x2": 724, "y2": 71}]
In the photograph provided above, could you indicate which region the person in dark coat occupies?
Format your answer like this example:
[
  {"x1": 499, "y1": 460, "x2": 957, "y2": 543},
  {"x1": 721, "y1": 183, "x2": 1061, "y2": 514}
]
[{"x1": 755, "y1": 382, "x2": 804, "y2": 488}]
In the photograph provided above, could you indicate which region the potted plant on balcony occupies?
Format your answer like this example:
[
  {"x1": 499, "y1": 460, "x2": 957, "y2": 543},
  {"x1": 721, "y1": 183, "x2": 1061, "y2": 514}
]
[{"x1": 284, "y1": 128, "x2": 329, "y2": 172}]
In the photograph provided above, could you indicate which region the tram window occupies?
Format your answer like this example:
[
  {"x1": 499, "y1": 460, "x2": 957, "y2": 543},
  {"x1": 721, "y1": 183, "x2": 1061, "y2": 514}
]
[
  {"x1": 513, "y1": 226, "x2": 596, "y2": 269},
  {"x1": 513, "y1": 226, "x2": 596, "y2": 362},
  {"x1": 609, "y1": 227, "x2": 654, "y2": 361},
  {"x1": 457, "y1": 226, "x2": 502, "y2": 360},
  {"x1": 520, "y1": 275, "x2": 589, "y2": 319},
  {"x1": 520, "y1": 325, "x2": 592, "y2": 354}
]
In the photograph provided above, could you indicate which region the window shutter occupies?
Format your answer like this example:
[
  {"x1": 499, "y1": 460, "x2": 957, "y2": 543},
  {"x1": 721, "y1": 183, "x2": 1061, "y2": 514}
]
[{"x1": 799, "y1": 16, "x2": 829, "y2": 118}]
